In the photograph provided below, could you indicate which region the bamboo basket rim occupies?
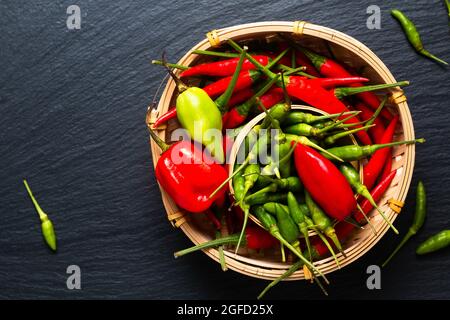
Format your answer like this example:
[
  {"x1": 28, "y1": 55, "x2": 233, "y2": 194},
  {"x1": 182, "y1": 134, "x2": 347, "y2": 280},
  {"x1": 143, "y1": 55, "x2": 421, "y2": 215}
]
[{"x1": 149, "y1": 21, "x2": 415, "y2": 281}]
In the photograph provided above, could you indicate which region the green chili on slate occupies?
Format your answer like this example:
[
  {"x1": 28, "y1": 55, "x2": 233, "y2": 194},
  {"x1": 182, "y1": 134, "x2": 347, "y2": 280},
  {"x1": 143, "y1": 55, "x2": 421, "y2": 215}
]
[
  {"x1": 382, "y1": 181, "x2": 426, "y2": 267},
  {"x1": 23, "y1": 179, "x2": 57, "y2": 251},
  {"x1": 416, "y1": 230, "x2": 450, "y2": 255},
  {"x1": 391, "y1": 9, "x2": 448, "y2": 65}
]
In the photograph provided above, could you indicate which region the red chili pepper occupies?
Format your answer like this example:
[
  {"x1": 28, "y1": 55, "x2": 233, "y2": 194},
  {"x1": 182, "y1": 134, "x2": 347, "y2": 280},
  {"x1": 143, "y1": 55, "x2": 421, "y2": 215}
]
[
  {"x1": 363, "y1": 115, "x2": 399, "y2": 190},
  {"x1": 148, "y1": 128, "x2": 228, "y2": 213},
  {"x1": 354, "y1": 169, "x2": 397, "y2": 223},
  {"x1": 309, "y1": 76, "x2": 369, "y2": 89},
  {"x1": 286, "y1": 76, "x2": 372, "y2": 145},
  {"x1": 379, "y1": 152, "x2": 393, "y2": 182},
  {"x1": 180, "y1": 55, "x2": 270, "y2": 78},
  {"x1": 354, "y1": 102, "x2": 385, "y2": 143},
  {"x1": 294, "y1": 143, "x2": 357, "y2": 221},
  {"x1": 300, "y1": 48, "x2": 393, "y2": 120},
  {"x1": 202, "y1": 70, "x2": 261, "y2": 98},
  {"x1": 245, "y1": 226, "x2": 279, "y2": 249}
]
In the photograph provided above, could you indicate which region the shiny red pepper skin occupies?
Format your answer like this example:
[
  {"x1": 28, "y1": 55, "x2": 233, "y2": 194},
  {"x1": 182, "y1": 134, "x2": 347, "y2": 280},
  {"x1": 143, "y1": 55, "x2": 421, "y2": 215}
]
[
  {"x1": 202, "y1": 70, "x2": 260, "y2": 98},
  {"x1": 363, "y1": 115, "x2": 399, "y2": 189},
  {"x1": 354, "y1": 169, "x2": 397, "y2": 223},
  {"x1": 354, "y1": 102, "x2": 385, "y2": 143},
  {"x1": 245, "y1": 226, "x2": 279, "y2": 249},
  {"x1": 302, "y1": 49, "x2": 393, "y2": 120},
  {"x1": 294, "y1": 144, "x2": 357, "y2": 221},
  {"x1": 180, "y1": 56, "x2": 269, "y2": 78},
  {"x1": 155, "y1": 141, "x2": 228, "y2": 213},
  {"x1": 379, "y1": 153, "x2": 393, "y2": 182},
  {"x1": 286, "y1": 76, "x2": 372, "y2": 145}
]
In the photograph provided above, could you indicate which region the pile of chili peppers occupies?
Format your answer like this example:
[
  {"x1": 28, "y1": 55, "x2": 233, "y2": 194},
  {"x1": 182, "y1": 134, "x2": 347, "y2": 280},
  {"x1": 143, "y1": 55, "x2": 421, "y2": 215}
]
[{"x1": 150, "y1": 36, "x2": 425, "y2": 298}]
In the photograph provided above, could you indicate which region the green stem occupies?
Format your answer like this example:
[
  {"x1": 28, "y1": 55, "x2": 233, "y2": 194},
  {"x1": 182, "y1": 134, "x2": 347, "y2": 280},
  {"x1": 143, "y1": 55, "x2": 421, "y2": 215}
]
[
  {"x1": 192, "y1": 50, "x2": 239, "y2": 58},
  {"x1": 278, "y1": 64, "x2": 316, "y2": 78},
  {"x1": 280, "y1": 242, "x2": 286, "y2": 263},
  {"x1": 312, "y1": 226, "x2": 340, "y2": 267},
  {"x1": 382, "y1": 230, "x2": 414, "y2": 267},
  {"x1": 151, "y1": 59, "x2": 189, "y2": 70},
  {"x1": 216, "y1": 231, "x2": 228, "y2": 271},
  {"x1": 367, "y1": 138, "x2": 425, "y2": 154},
  {"x1": 356, "y1": 203, "x2": 377, "y2": 236},
  {"x1": 359, "y1": 188, "x2": 399, "y2": 234},
  {"x1": 174, "y1": 234, "x2": 240, "y2": 257},
  {"x1": 418, "y1": 49, "x2": 448, "y2": 65},
  {"x1": 227, "y1": 39, "x2": 279, "y2": 82},
  {"x1": 257, "y1": 260, "x2": 302, "y2": 299},
  {"x1": 147, "y1": 126, "x2": 170, "y2": 153},
  {"x1": 324, "y1": 124, "x2": 375, "y2": 145},
  {"x1": 235, "y1": 206, "x2": 250, "y2": 253},
  {"x1": 317, "y1": 112, "x2": 360, "y2": 135},
  {"x1": 266, "y1": 48, "x2": 290, "y2": 69},
  {"x1": 286, "y1": 135, "x2": 344, "y2": 162},
  {"x1": 23, "y1": 180, "x2": 46, "y2": 220},
  {"x1": 216, "y1": 47, "x2": 248, "y2": 111},
  {"x1": 270, "y1": 228, "x2": 329, "y2": 284},
  {"x1": 334, "y1": 81, "x2": 410, "y2": 99},
  {"x1": 366, "y1": 95, "x2": 388, "y2": 128}
]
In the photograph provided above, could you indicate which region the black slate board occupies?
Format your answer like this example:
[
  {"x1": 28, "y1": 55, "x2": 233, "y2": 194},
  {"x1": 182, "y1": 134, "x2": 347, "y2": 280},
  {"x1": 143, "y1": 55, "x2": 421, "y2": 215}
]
[{"x1": 0, "y1": 0, "x2": 449, "y2": 299}]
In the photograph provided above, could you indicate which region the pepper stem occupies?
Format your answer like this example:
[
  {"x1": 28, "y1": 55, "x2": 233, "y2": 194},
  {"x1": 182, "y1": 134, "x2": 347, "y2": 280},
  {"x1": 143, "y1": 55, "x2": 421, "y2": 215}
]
[
  {"x1": 334, "y1": 81, "x2": 410, "y2": 99},
  {"x1": 151, "y1": 59, "x2": 189, "y2": 70},
  {"x1": 419, "y1": 49, "x2": 448, "y2": 66},
  {"x1": 215, "y1": 47, "x2": 248, "y2": 112},
  {"x1": 192, "y1": 49, "x2": 238, "y2": 58},
  {"x1": 294, "y1": 136, "x2": 344, "y2": 162},
  {"x1": 235, "y1": 205, "x2": 250, "y2": 253},
  {"x1": 280, "y1": 242, "x2": 286, "y2": 263},
  {"x1": 317, "y1": 111, "x2": 361, "y2": 135},
  {"x1": 278, "y1": 64, "x2": 315, "y2": 78},
  {"x1": 227, "y1": 39, "x2": 278, "y2": 81},
  {"x1": 356, "y1": 203, "x2": 378, "y2": 236},
  {"x1": 266, "y1": 48, "x2": 290, "y2": 69},
  {"x1": 270, "y1": 228, "x2": 329, "y2": 284},
  {"x1": 161, "y1": 53, "x2": 189, "y2": 93},
  {"x1": 360, "y1": 188, "x2": 399, "y2": 234},
  {"x1": 313, "y1": 226, "x2": 340, "y2": 267},
  {"x1": 381, "y1": 230, "x2": 414, "y2": 267},
  {"x1": 326, "y1": 229, "x2": 346, "y2": 257},
  {"x1": 146, "y1": 123, "x2": 170, "y2": 153},
  {"x1": 325, "y1": 124, "x2": 375, "y2": 145},
  {"x1": 174, "y1": 234, "x2": 240, "y2": 257},
  {"x1": 23, "y1": 180, "x2": 46, "y2": 221},
  {"x1": 368, "y1": 138, "x2": 425, "y2": 154},
  {"x1": 366, "y1": 95, "x2": 388, "y2": 129}
]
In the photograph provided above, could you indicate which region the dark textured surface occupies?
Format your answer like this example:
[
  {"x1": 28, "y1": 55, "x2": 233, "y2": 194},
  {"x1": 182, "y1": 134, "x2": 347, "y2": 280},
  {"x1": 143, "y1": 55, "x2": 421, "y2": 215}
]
[{"x1": 0, "y1": 0, "x2": 449, "y2": 299}]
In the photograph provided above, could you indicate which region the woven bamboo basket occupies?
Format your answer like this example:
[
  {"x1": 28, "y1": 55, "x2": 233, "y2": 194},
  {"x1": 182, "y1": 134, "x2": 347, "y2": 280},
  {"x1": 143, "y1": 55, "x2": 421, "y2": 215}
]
[{"x1": 147, "y1": 21, "x2": 415, "y2": 281}]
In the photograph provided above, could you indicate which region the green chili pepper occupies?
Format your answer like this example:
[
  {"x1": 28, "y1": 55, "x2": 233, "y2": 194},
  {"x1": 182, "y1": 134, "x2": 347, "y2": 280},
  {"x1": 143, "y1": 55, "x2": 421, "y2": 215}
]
[
  {"x1": 382, "y1": 181, "x2": 426, "y2": 266},
  {"x1": 282, "y1": 111, "x2": 357, "y2": 126},
  {"x1": 324, "y1": 138, "x2": 424, "y2": 161},
  {"x1": 23, "y1": 180, "x2": 57, "y2": 251},
  {"x1": 245, "y1": 192, "x2": 287, "y2": 206},
  {"x1": 305, "y1": 190, "x2": 344, "y2": 255},
  {"x1": 274, "y1": 203, "x2": 300, "y2": 245},
  {"x1": 265, "y1": 201, "x2": 339, "y2": 265},
  {"x1": 339, "y1": 163, "x2": 399, "y2": 235},
  {"x1": 244, "y1": 176, "x2": 302, "y2": 203},
  {"x1": 242, "y1": 164, "x2": 260, "y2": 200},
  {"x1": 210, "y1": 128, "x2": 270, "y2": 198},
  {"x1": 287, "y1": 192, "x2": 312, "y2": 260},
  {"x1": 391, "y1": 9, "x2": 448, "y2": 65},
  {"x1": 232, "y1": 165, "x2": 246, "y2": 204},
  {"x1": 446, "y1": 0, "x2": 450, "y2": 21},
  {"x1": 284, "y1": 112, "x2": 359, "y2": 139},
  {"x1": 416, "y1": 230, "x2": 450, "y2": 255},
  {"x1": 253, "y1": 206, "x2": 328, "y2": 282}
]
